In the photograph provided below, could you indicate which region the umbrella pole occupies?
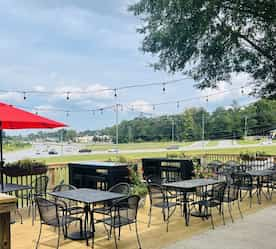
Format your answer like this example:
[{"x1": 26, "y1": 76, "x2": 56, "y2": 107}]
[{"x1": 0, "y1": 125, "x2": 3, "y2": 191}]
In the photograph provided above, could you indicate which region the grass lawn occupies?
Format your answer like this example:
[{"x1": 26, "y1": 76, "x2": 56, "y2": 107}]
[
  {"x1": 39, "y1": 144, "x2": 276, "y2": 164},
  {"x1": 85, "y1": 141, "x2": 194, "y2": 151},
  {"x1": 3, "y1": 143, "x2": 31, "y2": 152},
  {"x1": 237, "y1": 139, "x2": 263, "y2": 145}
]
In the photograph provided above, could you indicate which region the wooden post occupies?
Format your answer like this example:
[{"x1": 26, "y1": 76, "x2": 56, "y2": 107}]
[{"x1": 0, "y1": 194, "x2": 16, "y2": 249}]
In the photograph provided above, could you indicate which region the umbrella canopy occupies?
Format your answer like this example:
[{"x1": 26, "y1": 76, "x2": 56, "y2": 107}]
[
  {"x1": 0, "y1": 102, "x2": 66, "y2": 129},
  {"x1": 0, "y1": 102, "x2": 67, "y2": 189}
]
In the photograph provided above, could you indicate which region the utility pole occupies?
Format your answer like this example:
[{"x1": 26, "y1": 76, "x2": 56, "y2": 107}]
[
  {"x1": 171, "y1": 119, "x2": 175, "y2": 143},
  {"x1": 202, "y1": 111, "x2": 205, "y2": 149},
  {"x1": 244, "y1": 116, "x2": 248, "y2": 138},
  {"x1": 115, "y1": 103, "x2": 119, "y2": 147}
]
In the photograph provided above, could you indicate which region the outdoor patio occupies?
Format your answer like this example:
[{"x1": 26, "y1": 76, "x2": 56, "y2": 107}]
[{"x1": 11, "y1": 193, "x2": 276, "y2": 249}]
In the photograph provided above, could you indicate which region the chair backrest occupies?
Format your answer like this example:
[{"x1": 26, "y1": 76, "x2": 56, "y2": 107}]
[
  {"x1": 34, "y1": 175, "x2": 49, "y2": 196},
  {"x1": 53, "y1": 184, "x2": 76, "y2": 192},
  {"x1": 35, "y1": 197, "x2": 59, "y2": 226},
  {"x1": 227, "y1": 173, "x2": 243, "y2": 200},
  {"x1": 52, "y1": 184, "x2": 77, "y2": 208},
  {"x1": 114, "y1": 195, "x2": 140, "y2": 222},
  {"x1": 109, "y1": 183, "x2": 130, "y2": 196},
  {"x1": 211, "y1": 182, "x2": 227, "y2": 202},
  {"x1": 147, "y1": 183, "x2": 166, "y2": 206}
]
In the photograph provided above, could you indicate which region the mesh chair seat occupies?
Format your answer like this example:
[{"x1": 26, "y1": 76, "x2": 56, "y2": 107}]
[
  {"x1": 102, "y1": 216, "x2": 135, "y2": 228},
  {"x1": 152, "y1": 201, "x2": 177, "y2": 209},
  {"x1": 44, "y1": 215, "x2": 81, "y2": 227},
  {"x1": 193, "y1": 199, "x2": 220, "y2": 208}
]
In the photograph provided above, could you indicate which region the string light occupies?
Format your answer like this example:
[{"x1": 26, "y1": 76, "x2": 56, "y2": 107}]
[
  {"x1": 206, "y1": 96, "x2": 209, "y2": 103},
  {"x1": 23, "y1": 92, "x2": 27, "y2": 100},
  {"x1": 241, "y1": 86, "x2": 245, "y2": 95},
  {"x1": 66, "y1": 111, "x2": 70, "y2": 117},
  {"x1": 162, "y1": 83, "x2": 166, "y2": 92},
  {"x1": 114, "y1": 88, "x2": 117, "y2": 98},
  {"x1": 66, "y1": 92, "x2": 70, "y2": 100},
  {"x1": 177, "y1": 101, "x2": 180, "y2": 109},
  {"x1": 152, "y1": 105, "x2": 155, "y2": 111}
]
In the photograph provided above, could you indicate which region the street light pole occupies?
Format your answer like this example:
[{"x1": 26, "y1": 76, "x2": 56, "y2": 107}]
[
  {"x1": 171, "y1": 119, "x2": 174, "y2": 143},
  {"x1": 244, "y1": 116, "x2": 248, "y2": 138}
]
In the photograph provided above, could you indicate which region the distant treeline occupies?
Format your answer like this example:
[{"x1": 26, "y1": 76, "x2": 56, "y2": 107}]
[
  {"x1": 15, "y1": 99, "x2": 276, "y2": 143},
  {"x1": 100, "y1": 99, "x2": 276, "y2": 143}
]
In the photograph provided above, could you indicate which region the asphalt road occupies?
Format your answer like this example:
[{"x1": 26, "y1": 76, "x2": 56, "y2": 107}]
[{"x1": 3, "y1": 140, "x2": 273, "y2": 162}]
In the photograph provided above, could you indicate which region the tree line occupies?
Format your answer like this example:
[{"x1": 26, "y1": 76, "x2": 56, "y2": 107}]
[{"x1": 100, "y1": 99, "x2": 276, "y2": 143}]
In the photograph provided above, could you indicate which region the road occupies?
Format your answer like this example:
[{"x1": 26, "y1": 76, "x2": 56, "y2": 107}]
[{"x1": 3, "y1": 140, "x2": 275, "y2": 162}]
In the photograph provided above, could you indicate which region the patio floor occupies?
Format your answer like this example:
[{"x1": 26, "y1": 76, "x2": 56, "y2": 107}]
[{"x1": 11, "y1": 194, "x2": 276, "y2": 249}]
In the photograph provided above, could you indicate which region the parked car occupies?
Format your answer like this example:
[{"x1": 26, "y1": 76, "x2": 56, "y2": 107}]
[
  {"x1": 78, "y1": 148, "x2": 92, "y2": 153},
  {"x1": 48, "y1": 149, "x2": 58, "y2": 155},
  {"x1": 166, "y1": 145, "x2": 180, "y2": 150},
  {"x1": 107, "y1": 148, "x2": 119, "y2": 153}
]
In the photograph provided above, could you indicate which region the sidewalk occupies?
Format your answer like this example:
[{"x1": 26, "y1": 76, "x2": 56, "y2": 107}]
[{"x1": 163, "y1": 205, "x2": 276, "y2": 249}]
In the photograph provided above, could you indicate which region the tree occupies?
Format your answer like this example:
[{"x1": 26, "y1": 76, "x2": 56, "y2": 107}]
[{"x1": 129, "y1": 0, "x2": 276, "y2": 98}]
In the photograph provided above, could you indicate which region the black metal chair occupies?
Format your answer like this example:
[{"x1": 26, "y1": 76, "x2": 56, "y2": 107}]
[
  {"x1": 235, "y1": 173, "x2": 257, "y2": 207},
  {"x1": 223, "y1": 174, "x2": 243, "y2": 222},
  {"x1": 35, "y1": 197, "x2": 83, "y2": 249},
  {"x1": 147, "y1": 183, "x2": 177, "y2": 232},
  {"x1": 191, "y1": 182, "x2": 227, "y2": 229},
  {"x1": 99, "y1": 195, "x2": 142, "y2": 249},
  {"x1": 52, "y1": 184, "x2": 84, "y2": 216},
  {"x1": 93, "y1": 183, "x2": 131, "y2": 216},
  {"x1": 207, "y1": 160, "x2": 223, "y2": 179},
  {"x1": 16, "y1": 175, "x2": 49, "y2": 225}
]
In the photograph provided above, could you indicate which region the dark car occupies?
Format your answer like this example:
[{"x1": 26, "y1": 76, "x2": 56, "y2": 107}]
[
  {"x1": 48, "y1": 149, "x2": 58, "y2": 155},
  {"x1": 78, "y1": 148, "x2": 92, "y2": 153}
]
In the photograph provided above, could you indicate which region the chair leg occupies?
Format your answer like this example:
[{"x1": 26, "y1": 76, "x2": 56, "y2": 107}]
[
  {"x1": 118, "y1": 226, "x2": 121, "y2": 240},
  {"x1": 35, "y1": 224, "x2": 43, "y2": 249},
  {"x1": 249, "y1": 190, "x2": 252, "y2": 208},
  {"x1": 221, "y1": 205, "x2": 225, "y2": 225},
  {"x1": 135, "y1": 222, "x2": 142, "y2": 249},
  {"x1": 210, "y1": 208, "x2": 214, "y2": 230},
  {"x1": 113, "y1": 226, "x2": 118, "y2": 249},
  {"x1": 237, "y1": 200, "x2": 243, "y2": 219},
  {"x1": 147, "y1": 206, "x2": 152, "y2": 228},
  {"x1": 56, "y1": 226, "x2": 61, "y2": 249},
  {"x1": 228, "y1": 203, "x2": 234, "y2": 223}
]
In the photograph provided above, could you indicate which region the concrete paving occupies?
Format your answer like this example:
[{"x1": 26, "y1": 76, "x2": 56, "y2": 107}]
[{"x1": 163, "y1": 205, "x2": 276, "y2": 249}]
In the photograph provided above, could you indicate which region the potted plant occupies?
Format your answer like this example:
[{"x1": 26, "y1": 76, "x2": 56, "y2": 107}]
[
  {"x1": 3, "y1": 159, "x2": 47, "y2": 177},
  {"x1": 129, "y1": 167, "x2": 148, "y2": 208}
]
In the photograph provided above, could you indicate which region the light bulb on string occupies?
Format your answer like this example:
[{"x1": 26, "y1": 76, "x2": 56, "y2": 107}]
[
  {"x1": 23, "y1": 91, "x2": 27, "y2": 100},
  {"x1": 66, "y1": 111, "x2": 70, "y2": 117},
  {"x1": 162, "y1": 83, "x2": 166, "y2": 92},
  {"x1": 206, "y1": 96, "x2": 209, "y2": 103},
  {"x1": 152, "y1": 105, "x2": 155, "y2": 111},
  {"x1": 241, "y1": 86, "x2": 245, "y2": 95},
  {"x1": 100, "y1": 108, "x2": 103, "y2": 115},
  {"x1": 177, "y1": 101, "x2": 180, "y2": 109},
  {"x1": 66, "y1": 92, "x2": 70, "y2": 100},
  {"x1": 114, "y1": 88, "x2": 117, "y2": 98}
]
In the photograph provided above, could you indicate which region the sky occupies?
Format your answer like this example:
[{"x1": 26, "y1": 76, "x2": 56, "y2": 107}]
[{"x1": 0, "y1": 0, "x2": 255, "y2": 133}]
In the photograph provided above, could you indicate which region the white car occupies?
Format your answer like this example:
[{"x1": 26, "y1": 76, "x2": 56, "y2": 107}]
[{"x1": 107, "y1": 148, "x2": 119, "y2": 153}]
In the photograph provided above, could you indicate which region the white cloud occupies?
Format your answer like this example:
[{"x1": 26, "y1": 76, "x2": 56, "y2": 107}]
[
  {"x1": 128, "y1": 100, "x2": 153, "y2": 113},
  {"x1": 198, "y1": 72, "x2": 253, "y2": 103},
  {"x1": 0, "y1": 91, "x2": 23, "y2": 103},
  {"x1": 51, "y1": 83, "x2": 113, "y2": 101}
]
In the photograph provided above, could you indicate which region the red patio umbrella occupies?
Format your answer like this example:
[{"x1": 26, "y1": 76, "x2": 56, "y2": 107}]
[{"x1": 0, "y1": 102, "x2": 67, "y2": 190}]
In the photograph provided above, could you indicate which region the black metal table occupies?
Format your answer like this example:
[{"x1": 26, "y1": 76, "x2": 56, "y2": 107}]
[
  {"x1": 49, "y1": 188, "x2": 125, "y2": 246},
  {"x1": 0, "y1": 183, "x2": 32, "y2": 193},
  {"x1": 163, "y1": 178, "x2": 224, "y2": 226},
  {"x1": 245, "y1": 169, "x2": 276, "y2": 203}
]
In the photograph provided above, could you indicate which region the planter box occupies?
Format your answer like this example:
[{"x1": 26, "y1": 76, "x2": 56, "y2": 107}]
[
  {"x1": 30, "y1": 166, "x2": 48, "y2": 175},
  {"x1": 1, "y1": 167, "x2": 29, "y2": 177}
]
